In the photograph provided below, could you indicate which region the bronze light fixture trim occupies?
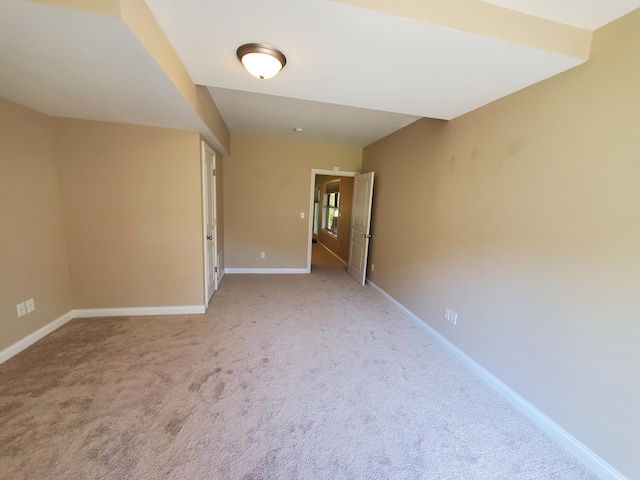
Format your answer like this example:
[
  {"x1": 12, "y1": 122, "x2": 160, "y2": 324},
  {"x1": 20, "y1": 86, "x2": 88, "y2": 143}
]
[{"x1": 237, "y1": 43, "x2": 287, "y2": 79}]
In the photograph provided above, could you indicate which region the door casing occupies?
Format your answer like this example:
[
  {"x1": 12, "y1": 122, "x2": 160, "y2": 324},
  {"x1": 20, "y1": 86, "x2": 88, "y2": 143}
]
[{"x1": 202, "y1": 142, "x2": 218, "y2": 307}]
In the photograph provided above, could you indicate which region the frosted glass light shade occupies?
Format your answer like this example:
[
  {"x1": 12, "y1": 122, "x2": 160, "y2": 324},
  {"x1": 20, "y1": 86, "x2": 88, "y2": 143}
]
[
  {"x1": 241, "y1": 52, "x2": 282, "y2": 79},
  {"x1": 237, "y1": 44, "x2": 286, "y2": 80}
]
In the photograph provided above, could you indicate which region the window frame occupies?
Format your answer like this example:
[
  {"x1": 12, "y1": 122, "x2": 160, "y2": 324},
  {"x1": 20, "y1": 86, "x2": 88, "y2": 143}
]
[{"x1": 323, "y1": 180, "x2": 340, "y2": 237}]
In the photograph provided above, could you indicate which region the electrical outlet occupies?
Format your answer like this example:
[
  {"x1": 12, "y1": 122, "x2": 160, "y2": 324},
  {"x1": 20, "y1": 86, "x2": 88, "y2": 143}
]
[
  {"x1": 444, "y1": 308, "x2": 451, "y2": 321},
  {"x1": 260, "y1": 251, "x2": 265, "y2": 259},
  {"x1": 17, "y1": 302, "x2": 26, "y2": 317},
  {"x1": 300, "y1": 212, "x2": 305, "y2": 219},
  {"x1": 450, "y1": 311, "x2": 458, "y2": 325},
  {"x1": 26, "y1": 298, "x2": 35, "y2": 313}
]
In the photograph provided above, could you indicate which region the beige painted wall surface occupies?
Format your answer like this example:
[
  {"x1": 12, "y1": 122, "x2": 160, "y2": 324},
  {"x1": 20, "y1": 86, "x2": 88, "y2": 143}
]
[
  {"x1": 316, "y1": 175, "x2": 354, "y2": 263},
  {"x1": 363, "y1": 10, "x2": 640, "y2": 478},
  {"x1": 54, "y1": 119, "x2": 204, "y2": 308},
  {"x1": 224, "y1": 135, "x2": 361, "y2": 269},
  {"x1": 0, "y1": 98, "x2": 72, "y2": 351}
]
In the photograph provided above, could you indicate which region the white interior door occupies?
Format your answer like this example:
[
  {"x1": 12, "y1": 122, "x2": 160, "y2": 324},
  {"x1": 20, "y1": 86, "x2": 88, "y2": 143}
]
[
  {"x1": 347, "y1": 172, "x2": 374, "y2": 285},
  {"x1": 202, "y1": 143, "x2": 218, "y2": 305}
]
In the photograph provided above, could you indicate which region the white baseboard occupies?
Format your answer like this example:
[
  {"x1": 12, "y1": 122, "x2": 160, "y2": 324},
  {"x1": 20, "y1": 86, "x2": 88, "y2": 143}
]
[
  {"x1": 0, "y1": 304, "x2": 207, "y2": 365},
  {"x1": 225, "y1": 268, "x2": 307, "y2": 274},
  {"x1": 366, "y1": 280, "x2": 627, "y2": 480},
  {"x1": 0, "y1": 310, "x2": 74, "y2": 364},
  {"x1": 72, "y1": 305, "x2": 206, "y2": 318}
]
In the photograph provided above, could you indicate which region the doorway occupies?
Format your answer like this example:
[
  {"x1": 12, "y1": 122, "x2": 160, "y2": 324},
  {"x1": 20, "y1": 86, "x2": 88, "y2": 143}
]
[{"x1": 306, "y1": 169, "x2": 358, "y2": 273}]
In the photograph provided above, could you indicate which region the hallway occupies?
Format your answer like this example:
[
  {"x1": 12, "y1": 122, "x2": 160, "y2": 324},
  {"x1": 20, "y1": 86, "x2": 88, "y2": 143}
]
[{"x1": 311, "y1": 242, "x2": 347, "y2": 272}]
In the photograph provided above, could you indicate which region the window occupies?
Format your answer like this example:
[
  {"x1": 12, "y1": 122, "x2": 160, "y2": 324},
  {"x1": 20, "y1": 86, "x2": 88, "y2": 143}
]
[
  {"x1": 323, "y1": 181, "x2": 340, "y2": 235},
  {"x1": 313, "y1": 186, "x2": 320, "y2": 236}
]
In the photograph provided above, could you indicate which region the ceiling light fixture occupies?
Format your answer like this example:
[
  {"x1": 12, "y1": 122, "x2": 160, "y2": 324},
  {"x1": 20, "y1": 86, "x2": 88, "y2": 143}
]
[{"x1": 237, "y1": 43, "x2": 286, "y2": 80}]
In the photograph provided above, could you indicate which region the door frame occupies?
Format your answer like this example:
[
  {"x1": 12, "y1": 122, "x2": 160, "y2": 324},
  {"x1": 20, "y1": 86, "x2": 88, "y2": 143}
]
[
  {"x1": 201, "y1": 142, "x2": 218, "y2": 307},
  {"x1": 306, "y1": 169, "x2": 359, "y2": 273}
]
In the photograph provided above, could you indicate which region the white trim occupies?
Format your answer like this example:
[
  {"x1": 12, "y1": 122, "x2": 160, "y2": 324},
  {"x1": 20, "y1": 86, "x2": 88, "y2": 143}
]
[
  {"x1": 307, "y1": 169, "x2": 359, "y2": 273},
  {"x1": 367, "y1": 280, "x2": 627, "y2": 480},
  {"x1": 225, "y1": 268, "x2": 307, "y2": 274},
  {"x1": 217, "y1": 249, "x2": 224, "y2": 285},
  {"x1": 318, "y1": 241, "x2": 348, "y2": 266},
  {"x1": 212, "y1": 150, "x2": 219, "y2": 294},
  {"x1": 1, "y1": 304, "x2": 207, "y2": 364},
  {"x1": 311, "y1": 169, "x2": 360, "y2": 177},
  {"x1": 202, "y1": 141, "x2": 218, "y2": 304},
  {"x1": 72, "y1": 305, "x2": 206, "y2": 318},
  {"x1": 0, "y1": 311, "x2": 74, "y2": 364},
  {"x1": 201, "y1": 141, "x2": 209, "y2": 305}
]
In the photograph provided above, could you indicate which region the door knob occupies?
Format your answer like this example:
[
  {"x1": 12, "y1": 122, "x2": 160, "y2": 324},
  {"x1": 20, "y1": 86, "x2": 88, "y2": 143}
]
[
  {"x1": 206, "y1": 236, "x2": 213, "y2": 241},
  {"x1": 362, "y1": 234, "x2": 372, "y2": 239}
]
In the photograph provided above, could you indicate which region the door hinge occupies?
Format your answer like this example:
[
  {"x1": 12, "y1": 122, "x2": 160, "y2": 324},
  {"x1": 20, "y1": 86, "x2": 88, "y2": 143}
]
[
  {"x1": 214, "y1": 267, "x2": 218, "y2": 272},
  {"x1": 213, "y1": 169, "x2": 216, "y2": 176}
]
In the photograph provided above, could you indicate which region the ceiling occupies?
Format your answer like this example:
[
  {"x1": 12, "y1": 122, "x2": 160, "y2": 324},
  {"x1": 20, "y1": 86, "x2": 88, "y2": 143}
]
[
  {"x1": 1, "y1": 1, "x2": 640, "y2": 148},
  {"x1": 0, "y1": 1, "x2": 212, "y2": 138}
]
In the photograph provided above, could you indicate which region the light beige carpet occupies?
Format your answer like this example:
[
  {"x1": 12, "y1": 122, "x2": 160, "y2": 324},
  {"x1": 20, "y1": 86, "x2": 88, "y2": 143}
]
[{"x1": 0, "y1": 245, "x2": 597, "y2": 479}]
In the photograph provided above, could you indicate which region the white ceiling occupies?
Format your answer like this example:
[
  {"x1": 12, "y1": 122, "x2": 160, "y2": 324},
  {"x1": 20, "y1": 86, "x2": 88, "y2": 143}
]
[
  {"x1": 208, "y1": 87, "x2": 420, "y2": 146},
  {"x1": 0, "y1": 1, "x2": 211, "y2": 137},
  {"x1": 1, "y1": 0, "x2": 639, "y2": 148},
  {"x1": 146, "y1": 0, "x2": 583, "y2": 146}
]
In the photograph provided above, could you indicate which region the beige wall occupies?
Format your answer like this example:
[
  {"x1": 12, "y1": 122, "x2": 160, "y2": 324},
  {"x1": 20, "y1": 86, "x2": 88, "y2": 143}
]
[
  {"x1": 224, "y1": 134, "x2": 361, "y2": 269},
  {"x1": 363, "y1": 10, "x2": 640, "y2": 479},
  {"x1": 54, "y1": 119, "x2": 204, "y2": 308},
  {"x1": 316, "y1": 175, "x2": 354, "y2": 263},
  {"x1": 0, "y1": 99, "x2": 72, "y2": 351}
]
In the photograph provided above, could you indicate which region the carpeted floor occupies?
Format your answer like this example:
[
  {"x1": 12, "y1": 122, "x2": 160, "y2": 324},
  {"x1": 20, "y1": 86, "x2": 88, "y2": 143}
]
[{"x1": 0, "y1": 244, "x2": 597, "y2": 479}]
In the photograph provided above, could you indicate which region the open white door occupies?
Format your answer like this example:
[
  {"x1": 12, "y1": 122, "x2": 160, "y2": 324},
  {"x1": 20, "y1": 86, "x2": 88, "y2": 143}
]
[
  {"x1": 202, "y1": 143, "x2": 218, "y2": 305},
  {"x1": 347, "y1": 172, "x2": 374, "y2": 285}
]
